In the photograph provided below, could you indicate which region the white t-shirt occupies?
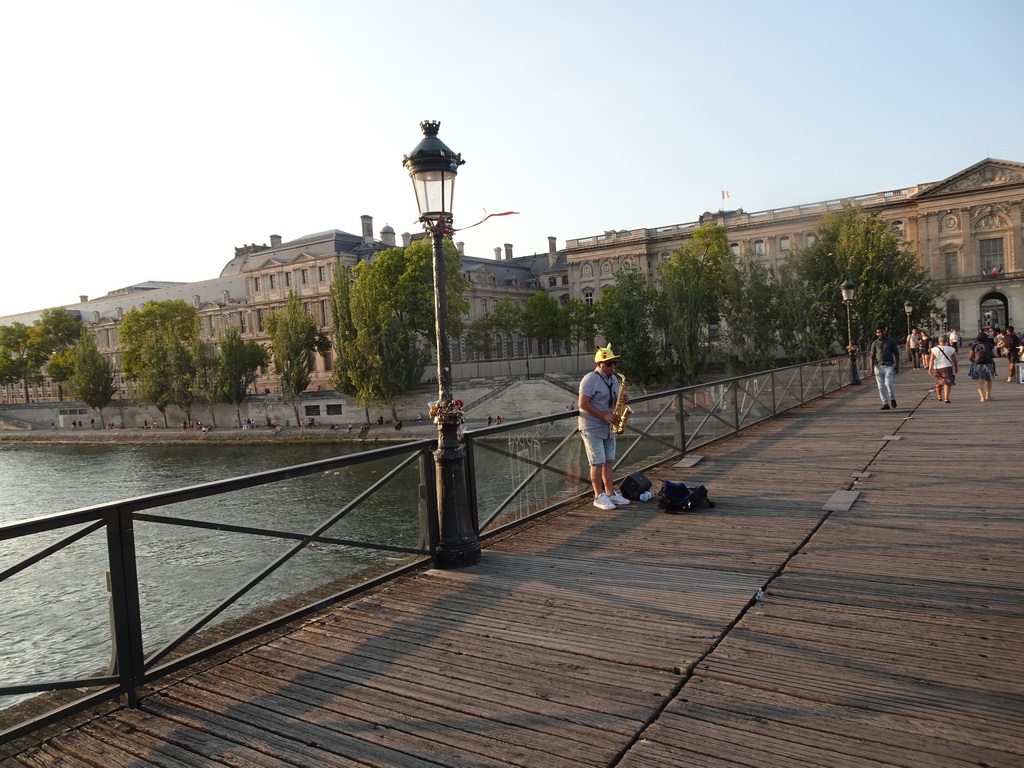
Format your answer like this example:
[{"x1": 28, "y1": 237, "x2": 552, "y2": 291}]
[{"x1": 930, "y1": 344, "x2": 956, "y2": 369}]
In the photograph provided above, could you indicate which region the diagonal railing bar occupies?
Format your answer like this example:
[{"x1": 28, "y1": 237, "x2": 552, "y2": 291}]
[
  {"x1": 132, "y1": 514, "x2": 428, "y2": 557},
  {"x1": 143, "y1": 448, "x2": 426, "y2": 669},
  {"x1": 0, "y1": 520, "x2": 104, "y2": 584},
  {"x1": 475, "y1": 430, "x2": 588, "y2": 530},
  {"x1": 613, "y1": 397, "x2": 680, "y2": 468},
  {"x1": 735, "y1": 378, "x2": 774, "y2": 428},
  {"x1": 685, "y1": 390, "x2": 736, "y2": 449},
  {"x1": 772, "y1": 367, "x2": 803, "y2": 406},
  {"x1": 1, "y1": 674, "x2": 119, "y2": 697}
]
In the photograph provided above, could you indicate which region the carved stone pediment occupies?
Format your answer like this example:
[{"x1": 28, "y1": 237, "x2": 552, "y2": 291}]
[{"x1": 918, "y1": 159, "x2": 1024, "y2": 199}]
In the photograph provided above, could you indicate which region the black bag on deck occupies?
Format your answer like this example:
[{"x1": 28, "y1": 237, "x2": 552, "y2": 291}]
[
  {"x1": 620, "y1": 472, "x2": 652, "y2": 501},
  {"x1": 658, "y1": 480, "x2": 715, "y2": 514}
]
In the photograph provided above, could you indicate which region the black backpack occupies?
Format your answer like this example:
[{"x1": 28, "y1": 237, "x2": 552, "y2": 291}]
[{"x1": 971, "y1": 344, "x2": 992, "y2": 364}]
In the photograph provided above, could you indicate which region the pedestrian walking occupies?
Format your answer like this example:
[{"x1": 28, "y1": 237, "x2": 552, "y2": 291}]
[
  {"x1": 968, "y1": 332, "x2": 996, "y2": 402},
  {"x1": 928, "y1": 334, "x2": 957, "y2": 403},
  {"x1": 869, "y1": 327, "x2": 900, "y2": 410}
]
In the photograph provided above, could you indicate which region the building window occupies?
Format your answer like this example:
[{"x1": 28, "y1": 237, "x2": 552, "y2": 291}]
[
  {"x1": 481, "y1": 298, "x2": 488, "y2": 314},
  {"x1": 892, "y1": 220, "x2": 904, "y2": 235},
  {"x1": 548, "y1": 277, "x2": 557, "y2": 287},
  {"x1": 730, "y1": 242, "x2": 740, "y2": 255},
  {"x1": 944, "y1": 251, "x2": 958, "y2": 278},
  {"x1": 753, "y1": 239, "x2": 765, "y2": 256},
  {"x1": 979, "y1": 237, "x2": 1004, "y2": 274},
  {"x1": 304, "y1": 405, "x2": 321, "y2": 416},
  {"x1": 284, "y1": 272, "x2": 291, "y2": 288},
  {"x1": 301, "y1": 269, "x2": 308, "y2": 285},
  {"x1": 806, "y1": 234, "x2": 816, "y2": 247},
  {"x1": 326, "y1": 404, "x2": 343, "y2": 415},
  {"x1": 256, "y1": 309, "x2": 265, "y2": 332},
  {"x1": 561, "y1": 275, "x2": 569, "y2": 285},
  {"x1": 322, "y1": 350, "x2": 333, "y2": 371},
  {"x1": 584, "y1": 291, "x2": 594, "y2": 306},
  {"x1": 321, "y1": 299, "x2": 329, "y2": 324},
  {"x1": 779, "y1": 236, "x2": 790, "y2": 253},
  {"x1": 945, "y1": 299, "x2": 960, "y2": 333},
  {"x1": 238, "y1": 312, "x2": 246, "y2": 333},
  {"x1": 268, "y1": 274, "x2": 276, "y2": 290},
  {"x1": 318, "y1": 266, "x2": 326, "y2": 282},
  {"x1": 254, "y1": 277, "x2": 261, "y2": 292}
]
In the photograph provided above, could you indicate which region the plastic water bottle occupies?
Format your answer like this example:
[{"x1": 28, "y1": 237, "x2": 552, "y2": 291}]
[{"x1": 639, "y1": 490, "x2": 653, "y2": 502}]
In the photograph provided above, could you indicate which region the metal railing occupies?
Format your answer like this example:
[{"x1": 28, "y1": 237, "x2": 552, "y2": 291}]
[
  {"x1": 0, "y1": 440, "x2": 439, "y2": 743},
  {"x1": 465, "y1": 354, "x2": 859, "y2": 537},
  {"x1": 0, "y1": 354, "x2": 861, "y2": 744}
]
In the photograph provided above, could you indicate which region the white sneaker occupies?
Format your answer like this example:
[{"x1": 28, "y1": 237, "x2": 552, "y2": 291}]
[
  {"x1": 608, "y1": 491, "x2": 631, "y2": 506},
  {"x1": 593, "y1": 493, "x2": 616, "y2": 510},
  {"x1": 1008, "y1": 377, "x2": 1014, "y2": 382}
]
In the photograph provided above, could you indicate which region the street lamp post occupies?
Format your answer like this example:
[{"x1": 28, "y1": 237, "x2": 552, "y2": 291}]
[
  {"x1": 841, "y1": 279, "x2": 860, "y2": 385},
  {"x1": 402, "y1": 121, "x2": 480, "y2": 570}
]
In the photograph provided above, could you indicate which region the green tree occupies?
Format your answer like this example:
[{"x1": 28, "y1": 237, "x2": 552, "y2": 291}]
[
  {"x1": 37, "y1": 308, "x2": 84, "y2": 400},
  {"x1": 189, "y1": 340, "x2": 220, "y2": 427},
  {"x1": 721, "y1": 252, "x2": 780, "y2": 374},
  {"x1": 780, "y1": 205, "x2": 939, "y2": 355},
  {"x1": 520, "y1": 291, "x2": 562, "y2": 356},
  {"x1": 215, "y1": 326, "x2": 268, "y2": 428},
  {"x1": 657, "y1": 223, "x2": 733, "y2": 385},
  {"x1": 463, "y1": 316, "x2": 496, "y2": 359},
  {"x1": 775, "y1": 264, "x2": 823, "y2": 362},
  {"x1": 0, "y1": 322, "x2": 50, "y2": 403},
  {"x1": 489, "y1": 298, "x2": 525, "y2": 364},
  {"x1": 119, "y1": 299, "x2": 201, "y2": 426},
  {"x1": 65, "y1": 327, "x2": 117, "y2": 424},
  {"x1": 266, "y1": 291, "x2": 330, "y2": 425},
  {"x1": 330, "y1": 239, "x2": 468, "y2": 415},
  {"x1": 595, "y1": 262, "x2": 661, "y2": 387},
  {"x1": 564, "y1": 297, "x2": 596, "y2": 355}
]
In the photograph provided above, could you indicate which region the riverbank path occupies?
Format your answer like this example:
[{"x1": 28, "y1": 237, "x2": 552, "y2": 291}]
[{"x1": 5, "y1": 365, "x2": 1023, "y2": 766}]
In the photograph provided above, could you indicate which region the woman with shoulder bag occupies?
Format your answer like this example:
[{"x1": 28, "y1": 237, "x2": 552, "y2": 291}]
[
  {"x1": 968, "y1": 333, "x2": 996, "y2": 402},
  {"x1": 928, "y1": 335, "x2": 957, "y2": 403}
]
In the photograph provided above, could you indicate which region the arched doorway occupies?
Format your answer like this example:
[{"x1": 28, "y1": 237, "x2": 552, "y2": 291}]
[{"x1": 979, "y1": 291, "x2": 1009, "y2": 331}]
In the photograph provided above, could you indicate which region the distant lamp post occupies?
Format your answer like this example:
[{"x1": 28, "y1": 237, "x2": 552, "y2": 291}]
[
  {"x1": 904, "y1": 301, "x2": 914, "y2": 359},
  {"x1": 402, "y1": 120, "x2": 480, "y2": 570},
  {"x1": 841, "y1": 279, "x2": 860, "y2": 385}
]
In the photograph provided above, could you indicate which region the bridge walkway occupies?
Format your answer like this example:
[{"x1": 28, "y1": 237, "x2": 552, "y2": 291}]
[{"x1": 5, "y1": 367, "x2": 1023, "y2": 766}]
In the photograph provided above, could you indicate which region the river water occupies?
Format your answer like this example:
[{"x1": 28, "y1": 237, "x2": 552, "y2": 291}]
[{"x1": 0, "y1": 442, "x2": 431, "y2": 709}]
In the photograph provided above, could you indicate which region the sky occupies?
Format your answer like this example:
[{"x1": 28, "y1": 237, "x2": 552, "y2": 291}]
[{"x1": 2, "y1": 0, "x2": 1023, "y2": 318}]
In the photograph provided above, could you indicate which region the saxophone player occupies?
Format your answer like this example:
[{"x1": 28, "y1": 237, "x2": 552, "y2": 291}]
[{"x1": 578, "y1": 344, "x2": 631, "y2": 510}]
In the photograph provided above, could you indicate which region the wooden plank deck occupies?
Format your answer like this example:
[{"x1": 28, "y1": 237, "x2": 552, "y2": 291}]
[{"x1": 5, "y1": 368, "x2": 1023, "y2": 767}]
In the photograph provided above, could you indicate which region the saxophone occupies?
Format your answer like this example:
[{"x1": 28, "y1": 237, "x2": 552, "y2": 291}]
[{"x1": 611, "y1": 373, "x2": 632, "y2": 434}]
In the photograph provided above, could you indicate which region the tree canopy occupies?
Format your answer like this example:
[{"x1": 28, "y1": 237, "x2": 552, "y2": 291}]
[
  {"x1": 330, "y1": 239, "x2": 468, "y2": 414},
  {"x1": 595, "y1": 262, "x2": 661, "y2": 388},
  {"x1": 781, "y1": 205, "x2": 939, "y2": 355},
  {"x1": 266, "y1": 291, "x2": 330, "y2": 424},
  {"x1": 118, "y1": 299, "x2": 201, "y2": 425}
]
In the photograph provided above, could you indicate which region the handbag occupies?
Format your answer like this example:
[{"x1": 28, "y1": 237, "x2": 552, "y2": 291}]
[{"x1": 658, "y1": 480, "x2": 715, "y2": 514}]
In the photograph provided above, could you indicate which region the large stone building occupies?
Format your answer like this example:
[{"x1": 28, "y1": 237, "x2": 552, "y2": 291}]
[{"x1": 2, "y1": 157, "x2": 1022, "y2": 404}]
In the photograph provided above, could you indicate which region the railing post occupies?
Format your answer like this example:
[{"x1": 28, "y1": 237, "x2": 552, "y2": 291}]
[
  {"x1": 105, "y1": 505, "x2": 145, "y2": 707},
  {"x1": 463, "y1": 434, "x2": 480, "y2": 536},
  {"x1": 770, "y1": 370, "x2": 778, "y2": 416},
  {"x1": 419, "y1": 448, "x2": 441, "y2": 556},
  {"x1": 798, "y1": 363, "x2": 805, "y2": 404},
  {"x1": 673, "y1": 392, "x2": 686, "y2": 454},
  {"x1": 730, "y1": 383, "x2": 740, "y2": 433}
]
